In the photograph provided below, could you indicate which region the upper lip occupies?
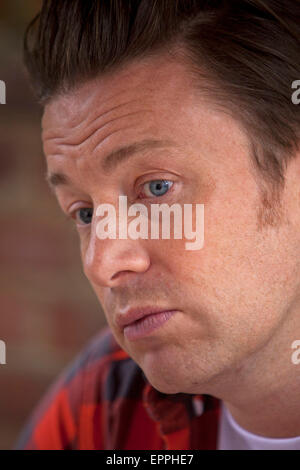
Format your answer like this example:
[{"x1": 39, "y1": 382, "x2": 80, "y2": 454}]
[{"x1": 116, "y1": 306, "x2": 176, "y2": 329}]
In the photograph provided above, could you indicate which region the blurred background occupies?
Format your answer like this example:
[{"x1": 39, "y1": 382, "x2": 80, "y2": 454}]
[{"x1": 0, "y1": 0, "x2": 105, "y2": 449}]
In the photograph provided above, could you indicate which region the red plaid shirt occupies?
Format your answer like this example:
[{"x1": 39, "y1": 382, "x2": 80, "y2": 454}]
[{"x1": 16, "y1": 327, "x2": 221, "y2": 450}]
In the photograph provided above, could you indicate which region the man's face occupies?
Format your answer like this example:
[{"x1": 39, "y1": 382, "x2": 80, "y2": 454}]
[{"x1": 42, "y1": 53, "x2": 300, "y2": 396}]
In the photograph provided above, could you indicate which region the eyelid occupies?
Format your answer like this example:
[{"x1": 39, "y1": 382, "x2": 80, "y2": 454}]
[
  {"x1": 63, "y1": 174, "x2": 179, "y2": 219},
  {"x1": 70, "y1": 208, "x2": 82, "y2": 221},
  {"x1": 67, "y1": 201, "x2": 92, "y2": 217},
  {"x1": 66, "y1": 204, "x2": 93, "y2": 228},
  {"x1": 74, "y1": 209, "x2": 93, "y2": 228},
  {"x1": 137, "y1": 179, "x2": 176, "y2": 200}
]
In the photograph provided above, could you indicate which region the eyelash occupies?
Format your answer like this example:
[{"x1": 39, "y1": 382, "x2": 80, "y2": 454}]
[
  {"x1": 69, "y1": 179, "x2": 175, "y2": 225},
  {"x1": 137, "y1": 179, "x2": 174, "y2": 199}
]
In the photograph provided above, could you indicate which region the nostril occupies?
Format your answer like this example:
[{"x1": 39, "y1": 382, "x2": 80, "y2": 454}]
[{"x1": 111, "y1": 270, "x2": 133, "y2": 281}]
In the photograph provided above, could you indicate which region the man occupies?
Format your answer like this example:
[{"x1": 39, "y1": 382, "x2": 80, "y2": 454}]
[{"x1": 16, "y1": 0, "x2": 300, "y2": 450}]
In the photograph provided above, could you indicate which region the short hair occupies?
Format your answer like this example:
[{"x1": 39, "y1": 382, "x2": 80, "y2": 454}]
[{"x1": 24, "y1": 0, "x2": 300, "y2": 192}]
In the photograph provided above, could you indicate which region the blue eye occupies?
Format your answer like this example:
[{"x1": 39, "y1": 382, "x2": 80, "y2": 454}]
[
  {"x1": 143, "y1": 180, "x2": 173, "y2": 197},
  {"x1": 75, "y1": 208, "x2": 93, "y2": 225}
]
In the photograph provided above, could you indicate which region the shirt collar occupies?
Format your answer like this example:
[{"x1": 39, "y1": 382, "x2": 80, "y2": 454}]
[{"x1": 141, "y1": 376, "x2": 219, "y2": 434}]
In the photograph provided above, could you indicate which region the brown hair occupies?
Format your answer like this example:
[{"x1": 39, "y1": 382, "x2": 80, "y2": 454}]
[{"x1": 24, "y1": 0, "x2": 300, "y2": 194}]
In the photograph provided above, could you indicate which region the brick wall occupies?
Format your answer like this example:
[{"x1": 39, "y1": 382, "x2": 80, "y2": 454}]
[{"x1": 0, "y1": 1, "x2": 106, "y2": 449}]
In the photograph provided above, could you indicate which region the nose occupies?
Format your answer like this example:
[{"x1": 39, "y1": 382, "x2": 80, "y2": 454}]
[{"x1": 83, "y1": 226, "x2": 151, "y2": 288}]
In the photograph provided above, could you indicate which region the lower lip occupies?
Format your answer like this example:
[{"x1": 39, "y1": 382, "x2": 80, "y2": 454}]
[{"x1": 123, "y1": 310, "x2": 177, "y2": 341}]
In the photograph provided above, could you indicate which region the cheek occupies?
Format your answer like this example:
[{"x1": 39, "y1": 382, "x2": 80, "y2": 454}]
[
  {"x1": 157, "y1": 206, "x2": 291, "y2": 339},
  {"x1": 78, "y1": 229, "x2": 90, "y2": 256}
]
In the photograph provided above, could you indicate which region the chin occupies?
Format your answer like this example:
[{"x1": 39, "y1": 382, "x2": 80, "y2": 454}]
[
  {"x1": 141, "y1": 359, "x2": 196, "y2": 394},
  {"x1": 144, "y1": 372, "x2": 183, "y2": 395},
  {"x1": 140, "y1": 351, "x2": 229, "y2": 396}
]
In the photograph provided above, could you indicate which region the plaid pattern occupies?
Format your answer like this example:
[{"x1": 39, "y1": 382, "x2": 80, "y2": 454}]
[{"x1": 15, "y1": 327, "x2": 221, "y2": 450}]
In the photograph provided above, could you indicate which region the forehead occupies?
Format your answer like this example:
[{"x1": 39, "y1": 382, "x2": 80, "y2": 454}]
[
  {"x1": 41, "y1": 51, "x2": 252, "y2": 192},
  {"x1": 42, "y1": 52, "x2": 196, "y2": 137}
]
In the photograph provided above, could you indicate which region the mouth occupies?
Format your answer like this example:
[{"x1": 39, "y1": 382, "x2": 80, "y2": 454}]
[{"x1": 116, "y1": 306, "x2": 178, "y2": 341}]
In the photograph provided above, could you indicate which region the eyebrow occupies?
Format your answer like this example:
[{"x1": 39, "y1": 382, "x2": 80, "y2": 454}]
[{"x1": 46, "y1": 138, "x2": 174, "y2": 189}]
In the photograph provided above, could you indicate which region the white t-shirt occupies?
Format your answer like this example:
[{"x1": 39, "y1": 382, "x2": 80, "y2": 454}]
[{"x1": 217, "y1": 401, "x2": 300, "y2": 450}]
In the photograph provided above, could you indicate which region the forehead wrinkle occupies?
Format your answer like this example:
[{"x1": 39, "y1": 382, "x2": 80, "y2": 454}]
[
  {"x1": 43, "y1": 98, "x2": 144, "y2": 145},
  {"x1": 90, "y1": 109, "x2": 153, "y2": 155},
  {"x1": 45, "y1": 109, "x2": 152, "y2": 165},
  {"x1": 76, "y1": 98, "x2": 143, "y2": 141}
]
